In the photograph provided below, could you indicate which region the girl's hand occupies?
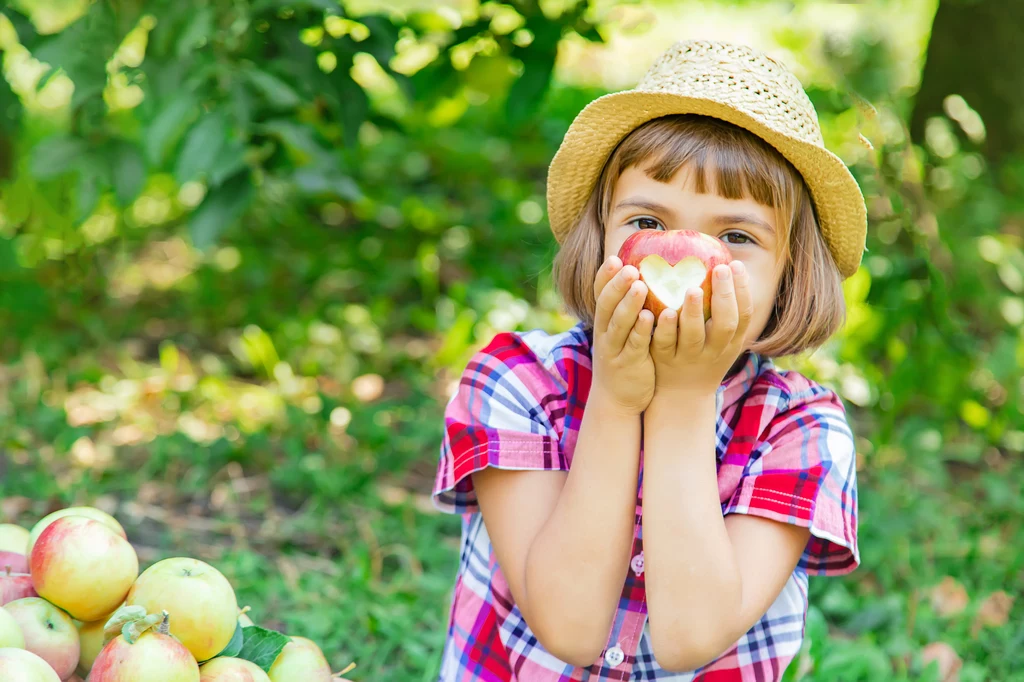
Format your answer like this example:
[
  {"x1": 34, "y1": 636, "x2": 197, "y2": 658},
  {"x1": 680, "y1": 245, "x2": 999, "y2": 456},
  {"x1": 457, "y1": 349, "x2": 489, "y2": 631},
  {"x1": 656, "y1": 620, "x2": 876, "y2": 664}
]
[
  {"x1": 590, "y1": 255, "x2": 656, "y2": 416},
  {"x1": 650, "y1": 260, "x2": 753, "y2": 397}
]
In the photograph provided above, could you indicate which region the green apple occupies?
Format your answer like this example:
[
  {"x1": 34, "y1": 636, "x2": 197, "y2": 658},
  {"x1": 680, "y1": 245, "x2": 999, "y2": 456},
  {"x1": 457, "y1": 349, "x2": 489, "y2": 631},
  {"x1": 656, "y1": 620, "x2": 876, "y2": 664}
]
[
  {"x1": 3, "y1": 597, "x2": 79, "y2": 680},
  {"x1": 199, "y1": 657, "x2": 271, "y2": 681},
  {"x1": 268, "y1": 636, "x2": 333, "y2": 682},
  {"x1": 126, "y1": 558, "x2": 238, "y2": 662},
  {"x1": 0, "y1": 525, "x2": 30, "y2": 555},
  {"x1": 0, "y1": 606, "x2": 25, "y2": 649},
  {"x1": 0, "y1": 647, "x2": 61, "y2": 682}
]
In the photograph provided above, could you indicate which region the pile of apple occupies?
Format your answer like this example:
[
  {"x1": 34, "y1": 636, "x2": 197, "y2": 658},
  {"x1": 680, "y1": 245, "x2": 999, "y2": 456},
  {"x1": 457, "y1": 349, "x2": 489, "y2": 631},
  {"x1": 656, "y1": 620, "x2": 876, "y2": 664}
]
[{"x1": 0, "y1": 506, "x2": 355, "y2": 681}]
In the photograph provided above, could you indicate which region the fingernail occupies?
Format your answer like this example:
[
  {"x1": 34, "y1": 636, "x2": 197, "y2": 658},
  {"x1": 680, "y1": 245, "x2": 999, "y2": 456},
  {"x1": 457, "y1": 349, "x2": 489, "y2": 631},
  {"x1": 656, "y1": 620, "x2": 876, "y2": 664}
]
[
  {"x1": 664, "y1": 310, "x2": 676, "y2": 320},
  {"x1": 717, "y1": 266, "x2": 730, "y2": 280}
]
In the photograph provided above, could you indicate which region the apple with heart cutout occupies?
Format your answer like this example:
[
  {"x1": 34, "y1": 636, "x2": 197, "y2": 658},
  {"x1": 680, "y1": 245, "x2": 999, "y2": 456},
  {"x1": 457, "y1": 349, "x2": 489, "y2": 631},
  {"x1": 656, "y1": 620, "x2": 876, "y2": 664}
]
[{"x1": 616, "y1": 230, "x2": 733, "y2": 321}]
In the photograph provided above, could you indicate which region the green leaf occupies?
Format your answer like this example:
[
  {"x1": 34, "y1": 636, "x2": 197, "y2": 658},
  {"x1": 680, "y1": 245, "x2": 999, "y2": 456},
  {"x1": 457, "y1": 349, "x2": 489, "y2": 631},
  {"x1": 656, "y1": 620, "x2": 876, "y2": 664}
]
[
  {"x1": 118, "y1": 611, "x2": 163, "y2": 644},
  {"x1": 188, "y1": 172, "x2": 254, "y2": 248},
  {"x1": 252, "y1": 0, "x2": 342, "y2": 14},
  {"x1": 357, "y1": 15, "x2": 400, "y2": 67},
  {"x1": 145, "y1": 96, "x2": 198, "y2": 165},
  {"x1": 293, "y1": 169, "x2": 362, "y2": 201},
  {"x1": 258, "y1": 120, "x2": 328, "y2": 164},
  {"x1": 334, "y1": 76, "x2": 368, "y2": 148},
  {"x1": 506, "y1": 52, "x2": 554, "y2": 125},
  {"x1": 244, "y1": 68, "x2": 302, "y2": 110},
  {"x1": 30, "y1": 135, "x2": 88, "y2": 179},
  {"x1": 75, "y1": 164, "x2": 102, "y2": 223},
  {"x1": 0, "y1": 235, "x2": 18, "y2": 274},
  {"x1": 175, "y1": 112, "x2": 228, "y2": 184},
  {"x1": 237, "y1": 625, "x2": 290, "y2": 672},
  {"x1": 110, "y1": 140, "x2": 146, "y2": 206},
  {"x1": 175, "y1": 6, "x2": 215, "y2": 58},
  {"x1": 30, "y1": 1, "x2": 117, "y2": 111},
  {"x1": 1, "y1": 7, "x2": 39, "y2": 49},
  {"x1": 211, "y1": 621, "x2": 245, "y2": 660},
  {"x1": 208, "y1": 140, "x2": 248, "y2": 187},
  {"x1": 506, "y1": 19, "x2": 561, "y2": 125},
  {"x1": 576, "y1": 24, "x2": 604, "y2": 43},
  {"x1": 0, "y1": 78, "x2": 21, "y2": 175}
]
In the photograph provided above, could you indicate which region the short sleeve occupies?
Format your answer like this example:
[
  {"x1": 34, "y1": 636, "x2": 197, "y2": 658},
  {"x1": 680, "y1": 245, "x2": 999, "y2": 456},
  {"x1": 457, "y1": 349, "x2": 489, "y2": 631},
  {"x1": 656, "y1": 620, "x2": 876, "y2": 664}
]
[
  {"x1": 432, "y1": 332, "x2": 570, "y2": 515},
  {"x1": 723, "y1": 386, "x2": 860, "y2": 576}
]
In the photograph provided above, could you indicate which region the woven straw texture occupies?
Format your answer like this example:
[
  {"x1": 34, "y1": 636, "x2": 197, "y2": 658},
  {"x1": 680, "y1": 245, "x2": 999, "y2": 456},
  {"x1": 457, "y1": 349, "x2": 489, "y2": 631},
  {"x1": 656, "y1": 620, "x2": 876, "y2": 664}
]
[{"x1": 546, "y1": 40, "x2": 867, "y2": 279}]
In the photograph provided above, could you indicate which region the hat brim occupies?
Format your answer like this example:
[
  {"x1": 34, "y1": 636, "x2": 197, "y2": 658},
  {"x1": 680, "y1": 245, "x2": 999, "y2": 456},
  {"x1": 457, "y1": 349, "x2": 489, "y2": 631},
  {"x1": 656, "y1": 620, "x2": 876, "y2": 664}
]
[{"x1": 546, "y1": 90, "x2": 867, "y2": 279}]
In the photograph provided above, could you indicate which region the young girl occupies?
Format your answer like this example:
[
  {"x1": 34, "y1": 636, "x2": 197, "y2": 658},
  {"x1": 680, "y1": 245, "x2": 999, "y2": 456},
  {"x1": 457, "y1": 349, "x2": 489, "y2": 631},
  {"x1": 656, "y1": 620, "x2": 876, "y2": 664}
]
[{"x1": 432, "y1": 40, "x2": 863, "y2": 681}]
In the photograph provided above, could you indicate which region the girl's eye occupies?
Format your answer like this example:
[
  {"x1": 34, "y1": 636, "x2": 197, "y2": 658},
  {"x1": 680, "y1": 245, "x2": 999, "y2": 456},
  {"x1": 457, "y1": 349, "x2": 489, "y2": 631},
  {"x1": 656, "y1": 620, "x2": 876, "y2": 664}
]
[
  {"x1": 628, "y1": 217, "x2": 664, "y2": 231},
  {"x1": 722, "y1": 232, "x2": 753, "y2": 245}
]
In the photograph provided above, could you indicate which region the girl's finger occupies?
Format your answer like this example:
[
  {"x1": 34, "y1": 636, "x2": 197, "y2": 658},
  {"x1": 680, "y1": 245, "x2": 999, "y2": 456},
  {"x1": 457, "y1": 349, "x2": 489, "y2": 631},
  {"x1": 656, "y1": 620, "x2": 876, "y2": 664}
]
[
  {"x1": 623, "y1": 309, "x2": 655, "y2": 361},
  {"x1": 605, "y1": 278, "x2": 647, "y2": 354},
  {"x1": 594, "y1": 263, "x2": 637, "y2": 334},
  {"x1": 678, "y1": 287, "x2": 706, "y2": 355},
  {"x1": 731, "y1": 261, "x2": 754, "y2": 346},
  {"x1": 708, "y1": 264, "x2": 738, "y2": 350},
  {"x1": 593, "y1": 255, "x2": 622, "y2": 305},
  {"x1": 651, "y1": 308, "x2": 678, "y2": 358}
]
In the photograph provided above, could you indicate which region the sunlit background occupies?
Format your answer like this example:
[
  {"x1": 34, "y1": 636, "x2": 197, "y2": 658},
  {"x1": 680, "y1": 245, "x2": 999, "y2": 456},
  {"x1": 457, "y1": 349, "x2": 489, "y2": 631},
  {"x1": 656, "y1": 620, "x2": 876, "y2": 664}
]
[{"x1": 1, "y1": 0, "x2": 1022, "y2": 680}]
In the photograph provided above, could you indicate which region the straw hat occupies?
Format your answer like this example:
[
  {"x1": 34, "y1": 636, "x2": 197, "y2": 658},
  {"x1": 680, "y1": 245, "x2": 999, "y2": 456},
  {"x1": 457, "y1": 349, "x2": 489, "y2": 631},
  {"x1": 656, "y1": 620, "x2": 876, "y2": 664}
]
[{"x1": 546, "y1": 40, "x2": 867, "y2": 279}]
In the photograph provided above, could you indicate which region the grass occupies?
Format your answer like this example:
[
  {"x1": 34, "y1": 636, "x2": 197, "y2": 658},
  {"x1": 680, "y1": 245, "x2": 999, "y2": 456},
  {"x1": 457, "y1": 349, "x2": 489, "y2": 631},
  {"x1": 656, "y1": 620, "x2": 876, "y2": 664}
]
[{"x1": 2, "y1": 346, "x2": 1023, "y2": 682}]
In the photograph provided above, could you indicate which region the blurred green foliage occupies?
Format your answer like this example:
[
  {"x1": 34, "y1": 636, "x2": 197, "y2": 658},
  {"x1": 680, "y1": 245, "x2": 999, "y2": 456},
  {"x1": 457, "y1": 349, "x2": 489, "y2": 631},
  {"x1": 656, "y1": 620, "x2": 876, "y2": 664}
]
[{"x1": 0, "y1": 0, "x2": 1022, "y2": 680}]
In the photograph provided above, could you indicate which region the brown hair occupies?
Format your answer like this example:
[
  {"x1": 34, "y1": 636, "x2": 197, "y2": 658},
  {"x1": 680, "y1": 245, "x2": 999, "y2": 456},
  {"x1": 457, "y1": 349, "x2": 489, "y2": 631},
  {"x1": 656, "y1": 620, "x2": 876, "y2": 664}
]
[{"x1": 551, "y1": 114, "x2": 845, "y2": 358}]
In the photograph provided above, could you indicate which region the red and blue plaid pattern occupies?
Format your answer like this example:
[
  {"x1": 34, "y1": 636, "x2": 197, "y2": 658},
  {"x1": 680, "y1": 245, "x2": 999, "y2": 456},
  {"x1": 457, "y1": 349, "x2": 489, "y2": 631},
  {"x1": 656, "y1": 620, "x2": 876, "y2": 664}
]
[{"x1": 433, "y1": 324, "x2": 859, "y2": 681}]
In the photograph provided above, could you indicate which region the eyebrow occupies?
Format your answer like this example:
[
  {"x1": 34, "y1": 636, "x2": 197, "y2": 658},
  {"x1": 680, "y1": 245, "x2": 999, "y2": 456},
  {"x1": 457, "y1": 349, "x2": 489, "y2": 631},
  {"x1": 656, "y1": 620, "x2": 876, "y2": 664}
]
[{"x1": 613, "y1": 198, "x2": 775, "y2": 235}]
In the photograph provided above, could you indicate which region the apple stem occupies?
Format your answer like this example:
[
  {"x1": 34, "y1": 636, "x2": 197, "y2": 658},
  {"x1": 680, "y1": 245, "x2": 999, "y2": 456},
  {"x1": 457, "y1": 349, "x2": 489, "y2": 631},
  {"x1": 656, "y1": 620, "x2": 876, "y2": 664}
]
[
  {"x1": 158, "y1": 610, "x2": 171, "y2": 636},
  {"x1": 335, "y1": 662, "x2": 357, "y2": 677},
  {"x1": 3, "y1": 565, "x2": 10, "y2": 576}
]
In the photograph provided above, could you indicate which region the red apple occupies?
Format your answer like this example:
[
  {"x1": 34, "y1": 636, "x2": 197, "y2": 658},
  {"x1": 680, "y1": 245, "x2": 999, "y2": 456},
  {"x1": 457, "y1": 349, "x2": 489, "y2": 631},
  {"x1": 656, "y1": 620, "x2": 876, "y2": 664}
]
[
  {"x1": 0, "y1": 647, "x2": 61, "y2": 681},
  {"x1": 0, "y1": 566, "x2": 37, "y2": 605},
  {"x1": 89, "y1": 613, "x2": 199, "y2": 682},
  {"x1": 0, "y1": 551, "x2": 28, "y2": 574},
  {"x1": 2, "y1": 597, "x2": 80, "y2": 680},
  {"x1": 617, "y1": 230, "x2": 732, "y2": 321},
  {"x1": 30, "y1": 516, "x2": 138, "y2": 621},
  {"x1": 27, "y1": 507, "x2": 126, "y2": 555}
]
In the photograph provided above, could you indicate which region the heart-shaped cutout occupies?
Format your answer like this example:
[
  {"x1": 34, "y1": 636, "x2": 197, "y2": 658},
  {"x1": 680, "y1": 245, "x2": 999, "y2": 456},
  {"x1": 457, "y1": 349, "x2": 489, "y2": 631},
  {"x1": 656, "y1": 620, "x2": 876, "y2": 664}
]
[{"x1": 638, "y1": 255, "x2": 707, "y2": 310}]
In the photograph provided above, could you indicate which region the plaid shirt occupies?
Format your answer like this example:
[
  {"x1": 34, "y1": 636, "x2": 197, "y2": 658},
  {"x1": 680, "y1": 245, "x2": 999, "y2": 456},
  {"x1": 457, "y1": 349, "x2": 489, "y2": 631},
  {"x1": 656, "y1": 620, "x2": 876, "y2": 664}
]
[{"x1": 432, "y1": 323, "x2": 859, "y2": 681}]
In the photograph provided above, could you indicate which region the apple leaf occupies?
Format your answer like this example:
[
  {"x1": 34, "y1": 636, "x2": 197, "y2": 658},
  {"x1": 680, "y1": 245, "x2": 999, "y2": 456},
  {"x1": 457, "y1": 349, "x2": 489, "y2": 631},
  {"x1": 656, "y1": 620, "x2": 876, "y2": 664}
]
[
  {"x1": 209, "y1": 621, "x2": 245, "y2": 661},
  {"x1": 121, "y1": 612, "x2": 163, "y2": 644},
  {"x1": 188, "y1": 171, "x2": 255, "y2": 248},
  {"x1": 103, "y1": 605, "x2": 149, "y2": 643},
  {"x1": 238, "y1": 625, "x2": 290, "y2": 672}
]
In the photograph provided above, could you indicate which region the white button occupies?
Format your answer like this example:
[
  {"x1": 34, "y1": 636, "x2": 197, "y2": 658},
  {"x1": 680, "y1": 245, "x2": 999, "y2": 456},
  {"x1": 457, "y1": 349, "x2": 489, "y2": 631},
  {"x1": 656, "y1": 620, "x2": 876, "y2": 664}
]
[
  {"x1": 604, "y1": 645, "x2": 625, "y2": 667},
  {"x1": 630, "y1": 552, "x2": 644, "y2": 576}
]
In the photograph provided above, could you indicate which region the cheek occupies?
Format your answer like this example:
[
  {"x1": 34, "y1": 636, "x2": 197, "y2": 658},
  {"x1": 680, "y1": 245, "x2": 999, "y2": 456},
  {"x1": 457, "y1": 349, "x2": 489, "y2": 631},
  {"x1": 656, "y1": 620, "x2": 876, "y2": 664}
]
[
  {"x1": 605, "y1": 233, "x2": 628, "y2": 260},
  {"x1": 741, "y1": 263, "x2": 782, "y2": 340}
]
